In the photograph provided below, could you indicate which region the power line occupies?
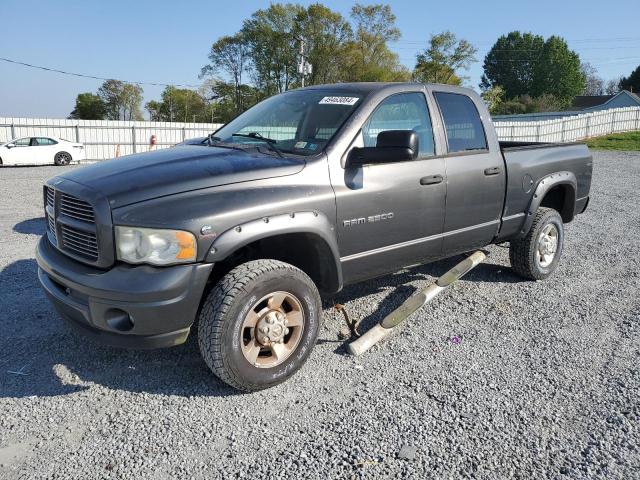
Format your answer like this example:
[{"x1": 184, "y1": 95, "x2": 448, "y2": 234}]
[{"x1": 0, "y1": 56, "x2": 200, "y2": 88}]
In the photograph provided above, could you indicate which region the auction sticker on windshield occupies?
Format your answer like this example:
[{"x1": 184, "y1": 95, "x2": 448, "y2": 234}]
[{"x1": 319, "y1": 96, "x2": 359, "y2": 105}]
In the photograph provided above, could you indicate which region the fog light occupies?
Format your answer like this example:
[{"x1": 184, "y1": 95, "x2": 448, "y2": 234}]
[{"x1": 105, "y1": 309, "x2": 134, "y2": 332}]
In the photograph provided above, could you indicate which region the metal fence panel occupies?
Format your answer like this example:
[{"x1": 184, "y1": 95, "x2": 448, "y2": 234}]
[{"x1": 0, "y1": 117, "x2": 223, "y2": 161}]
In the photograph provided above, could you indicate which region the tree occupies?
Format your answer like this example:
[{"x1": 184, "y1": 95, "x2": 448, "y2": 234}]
[
  {"x1": 201, "y1": 34, "x2": 249, "y2": 115},
  {"x1": 241, "y1": 3, "x2": 304, "y2": 95},
  {"x1": 620, "y1": 65, "x2": 640, "y2": 93},
  {"x1": 581, "y1": 62, "x2": 604, "y2": 96},
  {"x1": 413, "y1": 31, "x2": 477, "y2": 85},
  {"x1": 343, "y1": 3, "x2": 409, "y2": 82},
  {"x1": 97, "y1": 80, "x2": 144, "y2": 120},
  {"x1": 605, "y1": 78, "x2": 621, "y2": 95},
  {"x1": 294, "y1": 3, "x2": 353, "y2": 85},
  {"x1": 481, "y1": 85, "x2": 505, "y2": 114},
  {"x1": 69, "y1": 93, "x2": 106, "y2": 120},
  {"x1": 481, "y1": 31, "x2": 545, "y2": 97},
  {"x1": 145, "y1": 86, "x2": 208, "y2": 122},
  {"x1": 531, "y1": 35, "x2": 584, "y2": 104},
  {"x1": 482, "y1": 31, "x2": 584, "y2": 107},
  {"x1": 121, "y1": 83, "x2": 144, "y2": 121},
  {"x1": 491, "y1": 94, "x2": 563, "y2": 115}
]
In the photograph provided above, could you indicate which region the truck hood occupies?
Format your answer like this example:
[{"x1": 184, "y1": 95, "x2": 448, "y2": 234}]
[{"x1": 58, "y1": 146, "x2": 305, "y2": 207}]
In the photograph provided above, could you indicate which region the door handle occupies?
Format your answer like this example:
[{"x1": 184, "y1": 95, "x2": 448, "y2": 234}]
[
  {"x1": 484, "y1": 167, "x2": 501, "y2": 176},
  {"x1": 420, "y1": 174, "x2": 443, "y2": 185}
]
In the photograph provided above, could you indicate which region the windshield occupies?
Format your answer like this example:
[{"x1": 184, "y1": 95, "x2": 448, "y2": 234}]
[{"x1": 212, "y1": 90, "x2": 363, "y2": 156}]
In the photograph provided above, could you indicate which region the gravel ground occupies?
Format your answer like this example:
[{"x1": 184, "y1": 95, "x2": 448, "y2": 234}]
[{"x1": 0, "y1": 151, "x2": 638, "y2": 479}]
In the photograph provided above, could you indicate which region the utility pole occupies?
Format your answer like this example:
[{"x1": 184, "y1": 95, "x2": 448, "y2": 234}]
[{"x1": 297, "y1": 37, "x2": 312, "y2": 88}]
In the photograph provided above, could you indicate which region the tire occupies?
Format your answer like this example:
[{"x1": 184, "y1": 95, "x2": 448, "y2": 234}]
[
  {"x1": 509, "y1": 207, "x2": 564, "y2": 280},
  {"x1": 54, "y1": 151, "x2": 72, "y2": 166},
  {"x1": 198, "y1": 259, "x2": 321, "y2": 392}
]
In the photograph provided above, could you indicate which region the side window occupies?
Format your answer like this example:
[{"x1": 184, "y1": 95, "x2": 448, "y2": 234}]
[
  {"x1": 14, "y1": 138, "x2": 30, "y2": 146},
  {"x1": 34, "y1": 137, "x2": 56, "y2": 146},
  {"x1": 433, "y1": 92, "x2": 487, "y2": 153},
  {"x1": 362, "y1": 92, "x2": 435, "y2": 157}
]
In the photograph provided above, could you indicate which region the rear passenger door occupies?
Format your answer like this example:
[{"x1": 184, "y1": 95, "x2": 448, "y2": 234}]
[{"x1": 432, "y1": 91, "x2": 506, "y2": 254}]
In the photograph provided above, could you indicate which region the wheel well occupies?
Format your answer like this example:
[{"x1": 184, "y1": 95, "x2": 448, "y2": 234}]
[
  {"x1": 206, "y1": 233, "x2": 340, "y2": 296},
  {"x1": 540, "y1": 184, "x2": 575, "y2": 223}
]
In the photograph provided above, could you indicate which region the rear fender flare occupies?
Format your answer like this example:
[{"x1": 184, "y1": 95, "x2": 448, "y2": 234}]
[{"x1": 518, "y1": 171, "x2": 577, "y2": 238}]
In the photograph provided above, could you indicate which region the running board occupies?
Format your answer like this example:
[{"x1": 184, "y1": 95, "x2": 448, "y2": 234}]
[{"x1": 347, "y1": 251, "x2": 487, "y2": 356}]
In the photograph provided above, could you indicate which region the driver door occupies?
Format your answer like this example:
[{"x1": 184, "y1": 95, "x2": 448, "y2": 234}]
[
  {"x1": 332, "y1": 92, "x2": 446, "y2": 283},
  {"x1": 5, "y1": 138, "x2": 32, "y2": 165}
]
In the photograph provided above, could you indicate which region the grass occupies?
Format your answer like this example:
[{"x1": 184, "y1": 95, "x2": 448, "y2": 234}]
[{"x1": 585, "y1": 131, "x2": 640, "y2": 151}]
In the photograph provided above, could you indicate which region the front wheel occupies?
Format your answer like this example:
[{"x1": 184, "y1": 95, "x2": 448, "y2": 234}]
[
  {"x1": 54, "y1": 151, "x2": 72, "y2": 166},
  {"x1": 509, "y1": 207, "x2": 564, "y2": 280},
  {"x1": 198, "y1": 259, "x2": 321, "y2": 392}
]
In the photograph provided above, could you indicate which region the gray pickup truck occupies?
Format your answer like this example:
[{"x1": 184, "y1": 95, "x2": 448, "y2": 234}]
[{"x1": 36, "y1": 83, "x2": 592, "y2": 391}]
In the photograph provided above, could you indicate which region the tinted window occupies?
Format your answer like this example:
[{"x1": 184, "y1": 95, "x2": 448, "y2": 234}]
[
  {"x1": 434, "y1": 92, "x2": 487, "y2": 153},
  {"x1": 14, "y1": 138, "x2": 30, "y2": 146},
  {"x1": 362, "y1": 92, "x2": 435, "y2": 156},
  {"x1": 34, "y1": 137, "x2": 57, "y2": 145}
]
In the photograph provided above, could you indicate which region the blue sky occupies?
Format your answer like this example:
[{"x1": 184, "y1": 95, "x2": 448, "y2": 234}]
[{"x1": 1, "y1": 0, "x2": 639, "y2": 119}]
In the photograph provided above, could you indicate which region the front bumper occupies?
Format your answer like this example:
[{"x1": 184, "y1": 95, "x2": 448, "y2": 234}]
[{"x1": 36, "y1": 236, "x2": 213, "y2": 349}]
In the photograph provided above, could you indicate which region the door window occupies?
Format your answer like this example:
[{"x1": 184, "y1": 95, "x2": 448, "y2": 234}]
[
  {"x1": 433, "y1": 92, "x2": 487, "y2": 153},
  {"x1": 14, "y1": 138, "x2": 30, "y2": 146},
  {"x1": 362, "y1": 92, "x2": 435, "y2": 157},
  {"x1": 34, "y1": 137, "x2": 57, "y2": 146}
]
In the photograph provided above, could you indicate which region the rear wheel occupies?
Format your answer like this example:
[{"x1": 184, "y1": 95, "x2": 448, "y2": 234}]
[
  {"x1": 54, "y1": 151, "x2": 72, "y2": 166},
  {"x1": 197, "y1": 259, "x2": 321, "y2": 391},
  {"x1": 509, "y1": 207, "x2": 564, "y2": 280}
]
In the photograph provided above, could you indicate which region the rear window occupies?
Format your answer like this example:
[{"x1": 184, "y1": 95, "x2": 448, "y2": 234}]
[{"x1": 433, "y1": 92, "x2": 487, "y2": 153}]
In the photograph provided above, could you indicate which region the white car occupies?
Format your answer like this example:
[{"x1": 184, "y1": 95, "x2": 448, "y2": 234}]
[{"x1": 0, "y1": 136, "x2": 85, "y2": 166}]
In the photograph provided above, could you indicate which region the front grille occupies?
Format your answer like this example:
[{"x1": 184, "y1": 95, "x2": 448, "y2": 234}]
[
  {"x1": 46, "y1": 187, "x2": 54, "y2": 208},
  {"x1": 60, "y1": 193, "x2": 95, "y2": 223},
  {"x1": 60, "y1": 224, "x2": 99, "y2": 261},
  {"x1": 47, "y1": 213, "x2": 57, "y2": 243},
  {"x1": 44, "y1": 185, "x2": 106, "y2": 265}
]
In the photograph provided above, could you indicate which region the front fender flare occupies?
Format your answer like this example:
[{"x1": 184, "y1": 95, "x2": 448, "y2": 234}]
[{"x1": 205, "y1": 211, "x2": 343, "y2": 291}]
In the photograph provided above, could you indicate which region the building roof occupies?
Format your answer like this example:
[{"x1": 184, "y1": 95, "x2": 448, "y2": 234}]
[
  {"x1": 573, "y1": 90, "x2": 640, "y2": 110},
  {"x1": 572, "y1": 95, "x2": 614, "y2": 109}
]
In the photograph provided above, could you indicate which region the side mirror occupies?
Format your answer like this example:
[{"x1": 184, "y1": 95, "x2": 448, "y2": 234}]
[
  {"x1": 347, "y1": 130, "x2": 419, "y2": 167},
  {"x1": 6, "y1": 143, "x2": 15, "y2": 149}
]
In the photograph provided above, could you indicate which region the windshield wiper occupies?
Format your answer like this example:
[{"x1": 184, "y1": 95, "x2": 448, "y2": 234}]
[
  {"x1": 231, "y1": 132, "x2": 284, "y2": 158},
  {"x1": 232, "y1": 132, "x2": 278, "y2": 144}
]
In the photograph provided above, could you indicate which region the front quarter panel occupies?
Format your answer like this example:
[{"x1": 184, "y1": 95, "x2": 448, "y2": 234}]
[{"x1": 111, "y1": 158, "x2": 338, "y2": 264}]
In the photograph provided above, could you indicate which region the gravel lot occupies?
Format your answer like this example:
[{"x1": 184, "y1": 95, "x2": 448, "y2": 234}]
[{"x1": 1, "y1": 151, "x2": 639, "y2": 479}]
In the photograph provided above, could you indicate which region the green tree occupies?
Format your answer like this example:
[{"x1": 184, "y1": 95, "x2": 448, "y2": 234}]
[
  {"x1": 145, "y1": 86, "x2": 208, "y2": 122},
  {"x1": 531, "y1": 35, "x2": 584, "y2": 104},
  {"x1": 481, "y1": 31, "x2": 545, "y2": 97},
  {"x1": 200, "y1": 33, "x2": 249, "y2": 115},
  {"x1": 344, "y1": 3, "x2": 409, "y2": 82},
  {"x1": 482, "y1": 32, "x2": 585, "y2": 106},
  {"x1": 241, "y1": 3, "x2": 304, "y2": 95},
  {"x1": 413, "y1": 31, "x2": 477, "y2": 85},
  {"x1": 481, "y1": 85, "x2": 505, "y2": 114},
  {"x1": 294, "y1": 3, "x2": 353, "y2": 85},
  {"x1": 620, "y1": 65, "x2": 640, "y2": 93},
  {"x1": 97, "y1": 80, "x2": 144, "y2": 120},
  {"x1": 68, "y1": 92, "x2": 106, "y2": 120}
]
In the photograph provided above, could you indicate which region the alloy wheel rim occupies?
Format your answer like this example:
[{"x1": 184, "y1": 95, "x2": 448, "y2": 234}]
[
  {"x1": 537, "y1": 223, "x2": 558, "y2": 268},
  {"x1": 240, "y1": 291, "x2": 305, "y2": 368}
]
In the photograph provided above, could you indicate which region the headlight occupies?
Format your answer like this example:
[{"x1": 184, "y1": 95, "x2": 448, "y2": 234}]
[{"x1": 115, "y1": 226, "x2": 197, "y2": 265}]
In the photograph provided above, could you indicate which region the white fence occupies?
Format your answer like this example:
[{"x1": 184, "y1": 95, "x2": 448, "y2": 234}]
[
  {"x1": 2, "y1": 106, "x2": 639, "y2": 162},
  {"x1": 493, "y1": 106, "x2": 640, "y2": 143},
  {"x1": 0, "y1": 117, "x2": 223, "y2": 161}
]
